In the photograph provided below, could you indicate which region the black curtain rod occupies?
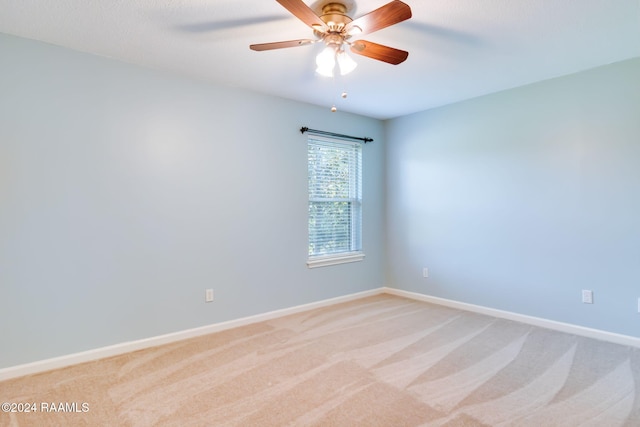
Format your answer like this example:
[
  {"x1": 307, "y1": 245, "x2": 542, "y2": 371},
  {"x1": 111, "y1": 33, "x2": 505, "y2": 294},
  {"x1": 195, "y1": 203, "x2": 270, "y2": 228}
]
[{"x1": 300, "y1": 127, "x2": 373, "y2": 143}]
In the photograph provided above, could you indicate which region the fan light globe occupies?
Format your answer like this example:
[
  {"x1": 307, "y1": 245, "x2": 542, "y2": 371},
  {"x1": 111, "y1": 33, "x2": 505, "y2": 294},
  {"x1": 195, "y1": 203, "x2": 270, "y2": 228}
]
[
  {"x1": 315, "y1": 46, "x2": 336, "y2": 77},
  {"x1": 336, "y1": 50, "x2": 357, "y2": 75}
]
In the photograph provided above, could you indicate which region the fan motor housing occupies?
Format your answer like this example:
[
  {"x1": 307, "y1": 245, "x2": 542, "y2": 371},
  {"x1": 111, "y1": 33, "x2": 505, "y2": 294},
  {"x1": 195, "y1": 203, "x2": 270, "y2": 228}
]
[{"x1": 319, "y1": 2, "x2": 353, "y2": 31}]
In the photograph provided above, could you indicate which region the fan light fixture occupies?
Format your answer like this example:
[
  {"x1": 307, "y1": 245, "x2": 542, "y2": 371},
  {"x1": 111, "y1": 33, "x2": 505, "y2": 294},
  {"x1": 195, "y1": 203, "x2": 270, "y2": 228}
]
[{"x1": 315, "y1": 44, "x2": 357, "y2": 77}]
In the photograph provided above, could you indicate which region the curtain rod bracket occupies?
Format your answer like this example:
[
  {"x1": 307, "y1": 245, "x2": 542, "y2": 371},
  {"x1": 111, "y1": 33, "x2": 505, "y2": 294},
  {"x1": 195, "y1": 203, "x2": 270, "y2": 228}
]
[{"x1": 300, "y1": 127, "x2": 373, "y2": 143}]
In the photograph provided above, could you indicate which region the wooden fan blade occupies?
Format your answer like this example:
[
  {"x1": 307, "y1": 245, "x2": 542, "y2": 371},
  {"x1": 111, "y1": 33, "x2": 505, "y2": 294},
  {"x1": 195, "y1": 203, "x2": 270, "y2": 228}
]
[
  {"x1": 350, "y1": 40, "x2": 409, "y2": 65},
  {"x1": 345, "y1": 0, "x2": 412, "y2": 36},
  {"x1": 276, "y1": 0, "x2": 328, "y2": 31},
  {"x1": 250, "y1": 39, "x2": 316, "y2": 51}
]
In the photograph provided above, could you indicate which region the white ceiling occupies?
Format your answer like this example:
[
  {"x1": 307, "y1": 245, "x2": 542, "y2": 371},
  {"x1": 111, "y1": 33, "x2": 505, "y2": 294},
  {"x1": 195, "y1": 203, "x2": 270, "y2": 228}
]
[{"x1": 1, "y1": 0, "x2": 639, "y2": 119}]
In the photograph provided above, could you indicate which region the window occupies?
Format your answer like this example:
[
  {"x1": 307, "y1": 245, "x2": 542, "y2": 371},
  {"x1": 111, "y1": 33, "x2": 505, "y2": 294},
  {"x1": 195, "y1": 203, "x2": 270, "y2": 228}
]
[{"x1": 307, "y1": 136, "x2": 364, "y2": 268}]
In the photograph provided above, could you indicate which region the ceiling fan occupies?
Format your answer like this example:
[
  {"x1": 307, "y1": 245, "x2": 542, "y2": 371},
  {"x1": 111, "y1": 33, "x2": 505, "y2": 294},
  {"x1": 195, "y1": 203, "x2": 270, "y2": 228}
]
[{"x1": 250, "y1": 0, "x2": 412, "y2": 77}]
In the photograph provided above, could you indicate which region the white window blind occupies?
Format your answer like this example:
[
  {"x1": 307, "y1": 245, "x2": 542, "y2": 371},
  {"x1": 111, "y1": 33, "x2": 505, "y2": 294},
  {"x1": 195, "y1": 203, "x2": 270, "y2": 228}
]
[{"x1": 308, "y1": 136, "x2": 362, "y2": 261}]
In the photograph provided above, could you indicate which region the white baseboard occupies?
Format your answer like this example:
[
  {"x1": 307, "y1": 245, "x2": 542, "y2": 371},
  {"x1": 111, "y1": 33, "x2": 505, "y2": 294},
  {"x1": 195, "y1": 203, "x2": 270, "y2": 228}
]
[
  {"x1": 383, "y1": 287, "x2": 640, "y2": 349},
  {"x1": 0, "y1": 288, "x2": 383, "y2": 382},
  {"x1": 4, "y1": 286, "x2": 639, "y2": 382}
]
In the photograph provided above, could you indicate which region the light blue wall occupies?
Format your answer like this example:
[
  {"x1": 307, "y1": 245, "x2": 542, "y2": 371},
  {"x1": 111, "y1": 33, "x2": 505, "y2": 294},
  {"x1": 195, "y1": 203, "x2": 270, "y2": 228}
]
[
  {"x1": 3, "y1": 30, "x2": 639, "y2": 370},
  {"x1": 386, "y1": 57, "x2": 640, "y2": 337},
  {"x1": 0, "y1": 33, "x2": 386, "y2": 368}
]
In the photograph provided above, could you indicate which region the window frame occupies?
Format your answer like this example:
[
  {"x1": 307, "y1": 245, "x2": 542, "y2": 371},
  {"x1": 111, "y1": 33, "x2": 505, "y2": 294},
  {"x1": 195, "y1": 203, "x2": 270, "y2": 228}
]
[{"x1": 307, "y1": 135, "x2": 364, "y2": 268}]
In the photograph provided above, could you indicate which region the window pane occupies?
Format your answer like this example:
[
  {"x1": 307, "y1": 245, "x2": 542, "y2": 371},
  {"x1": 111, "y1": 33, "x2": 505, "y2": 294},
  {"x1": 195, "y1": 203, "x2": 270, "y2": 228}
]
[
  {"x1": 309, "y1": 201, "x2": 352, "y2": 255},
  {"x1": 309, "y1": 145, "x2": 353, "y2": 199}
]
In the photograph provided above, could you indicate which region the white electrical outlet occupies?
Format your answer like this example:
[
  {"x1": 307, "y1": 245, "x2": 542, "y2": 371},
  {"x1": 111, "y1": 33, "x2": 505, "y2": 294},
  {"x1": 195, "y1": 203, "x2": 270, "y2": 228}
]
[
  {"x1": 423, "y1": 268, "x2": 429, "y2": 278},
  {"x1": 205, "y1": 289, "x2": 214, "y2": 303},
  {"x1": 581, "y1": 290, "x2": 593, "y2": 304},
  {"x1": 637, "y1": 298, "x2": 640, "y2": 313}
]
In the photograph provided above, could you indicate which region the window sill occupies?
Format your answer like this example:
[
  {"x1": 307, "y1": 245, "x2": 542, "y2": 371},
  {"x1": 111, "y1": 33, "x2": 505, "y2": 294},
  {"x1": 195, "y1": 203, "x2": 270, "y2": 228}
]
[{"x1": 307, "y1": 252, "x2": 365, "y2": 268}]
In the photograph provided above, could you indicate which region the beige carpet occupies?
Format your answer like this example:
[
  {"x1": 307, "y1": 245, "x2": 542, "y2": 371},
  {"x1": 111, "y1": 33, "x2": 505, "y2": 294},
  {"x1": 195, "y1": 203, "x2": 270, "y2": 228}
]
[{"x1": 2, "y1": 294, "x2": 639, "y2": 426}]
